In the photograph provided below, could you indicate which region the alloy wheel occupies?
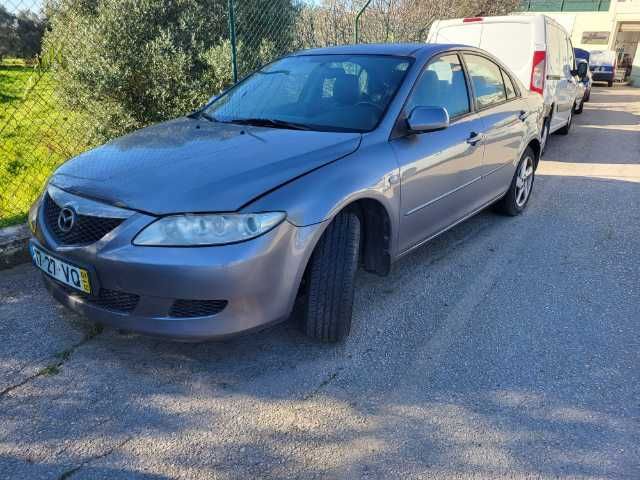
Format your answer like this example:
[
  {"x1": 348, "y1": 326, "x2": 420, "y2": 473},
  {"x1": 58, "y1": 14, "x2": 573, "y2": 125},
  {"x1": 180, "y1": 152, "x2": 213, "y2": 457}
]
[{"x1": 515, "y1": 156, "x2": 534, "y2": 207}]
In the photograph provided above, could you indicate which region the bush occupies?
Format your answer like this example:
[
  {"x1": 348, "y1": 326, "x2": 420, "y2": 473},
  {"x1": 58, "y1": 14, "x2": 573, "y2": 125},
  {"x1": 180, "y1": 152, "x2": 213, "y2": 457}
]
[{"x1": 43, "y1": 0, "x2": 300, "y2": 142}]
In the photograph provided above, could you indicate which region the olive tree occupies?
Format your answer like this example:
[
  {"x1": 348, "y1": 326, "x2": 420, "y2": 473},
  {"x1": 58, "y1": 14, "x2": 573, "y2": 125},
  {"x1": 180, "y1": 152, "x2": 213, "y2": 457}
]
[{"x1": 43, "y1": 0, "x2": 300, "y2": 142}]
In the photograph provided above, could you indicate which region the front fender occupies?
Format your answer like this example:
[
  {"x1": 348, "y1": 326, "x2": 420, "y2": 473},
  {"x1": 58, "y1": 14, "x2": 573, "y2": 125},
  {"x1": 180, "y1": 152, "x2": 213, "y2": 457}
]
[{"x1": 244, "y1": 142, "x2": 401, "y2": 251}]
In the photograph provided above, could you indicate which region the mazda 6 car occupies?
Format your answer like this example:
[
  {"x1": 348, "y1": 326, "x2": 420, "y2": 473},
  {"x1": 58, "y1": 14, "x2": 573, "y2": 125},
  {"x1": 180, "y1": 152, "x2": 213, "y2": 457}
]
[{"x1": 29, "y1": 44, "x2": 543, "y2": 342}]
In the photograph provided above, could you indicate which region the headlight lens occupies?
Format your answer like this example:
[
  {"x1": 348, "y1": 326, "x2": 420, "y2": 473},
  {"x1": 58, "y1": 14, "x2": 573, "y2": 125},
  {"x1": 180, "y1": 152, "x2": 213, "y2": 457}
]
[{"x1": 133, "y1": 212, "x2": 286, "y2": 246}]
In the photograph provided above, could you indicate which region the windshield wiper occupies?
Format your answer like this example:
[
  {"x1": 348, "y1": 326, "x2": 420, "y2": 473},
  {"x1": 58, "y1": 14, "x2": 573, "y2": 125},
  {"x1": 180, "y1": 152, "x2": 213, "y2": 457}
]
[
  {"x1": 199, "y1": 111, "x2": 217, "y2": 123},
  {"x1": 224, "y1": 118, "x2": 312, "y2": 131}
]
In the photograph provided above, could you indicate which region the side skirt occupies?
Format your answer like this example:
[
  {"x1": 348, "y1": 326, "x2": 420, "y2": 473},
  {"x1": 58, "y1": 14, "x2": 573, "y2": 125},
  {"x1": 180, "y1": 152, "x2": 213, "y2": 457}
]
[{"x1": 393, "y1": 190, "x2": 507, "y2": 262}]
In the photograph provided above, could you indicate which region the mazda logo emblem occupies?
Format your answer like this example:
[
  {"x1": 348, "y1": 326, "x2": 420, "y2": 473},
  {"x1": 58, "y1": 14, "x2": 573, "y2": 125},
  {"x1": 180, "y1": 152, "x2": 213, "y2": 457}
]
[{"x1": 57, "y1": 207, "x2": 76, "y2": 233}]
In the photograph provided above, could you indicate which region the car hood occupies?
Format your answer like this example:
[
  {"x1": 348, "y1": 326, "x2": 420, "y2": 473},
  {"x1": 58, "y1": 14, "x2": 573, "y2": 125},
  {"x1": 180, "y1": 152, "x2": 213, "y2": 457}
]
[{"x1": 50, "y1": 117, "x2": 361, "y2": 215}]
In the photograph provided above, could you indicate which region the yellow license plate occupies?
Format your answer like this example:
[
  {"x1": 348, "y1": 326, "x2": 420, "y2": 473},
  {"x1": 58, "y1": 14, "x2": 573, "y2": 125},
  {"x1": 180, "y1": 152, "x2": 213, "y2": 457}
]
[{"x1": 31, "y1": 245, "x2": 92, "y2": 294}]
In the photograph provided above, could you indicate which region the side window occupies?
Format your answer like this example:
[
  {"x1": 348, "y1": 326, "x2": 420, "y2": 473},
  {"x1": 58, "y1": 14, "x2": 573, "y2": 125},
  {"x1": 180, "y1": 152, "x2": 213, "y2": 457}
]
[
  {"x1": 464, "y1": 54, "x2": 507, "y2": 109},
  {"x1": 405, "y1": 54, "x2": 470, "y2": 119},
  {"x1": 501, "y1": 69, "x2": 517, "y2": 99}
]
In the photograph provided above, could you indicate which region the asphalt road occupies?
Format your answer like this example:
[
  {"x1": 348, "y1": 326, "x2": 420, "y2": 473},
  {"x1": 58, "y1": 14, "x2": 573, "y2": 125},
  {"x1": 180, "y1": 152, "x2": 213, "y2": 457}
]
[{"x1": 1, "y1": 87, "x2": 639, "y2": 480}]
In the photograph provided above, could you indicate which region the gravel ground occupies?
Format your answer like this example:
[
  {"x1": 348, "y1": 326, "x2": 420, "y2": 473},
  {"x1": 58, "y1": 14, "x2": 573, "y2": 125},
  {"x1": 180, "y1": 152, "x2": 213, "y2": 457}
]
[{"x1": 0, "y1": 87, "x2": 638, "y2": 480}]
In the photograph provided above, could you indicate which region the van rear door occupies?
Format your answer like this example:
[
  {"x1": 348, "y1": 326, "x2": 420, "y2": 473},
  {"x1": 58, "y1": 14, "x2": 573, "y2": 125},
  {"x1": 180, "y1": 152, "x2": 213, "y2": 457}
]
[
  {"x1": 433, "y1": 23, "x2": 482, "y2": 46},
  {"x1": 432, "y1": 20, "x2": 534, "y2": 89},
  {"x1": 476, "y1": 22, "x2": 534, "y2": 89}
]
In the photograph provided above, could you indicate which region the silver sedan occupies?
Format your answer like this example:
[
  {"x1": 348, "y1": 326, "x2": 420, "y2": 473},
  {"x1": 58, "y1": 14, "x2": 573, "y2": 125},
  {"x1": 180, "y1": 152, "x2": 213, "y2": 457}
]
[{"x1": 29, "y1": 43, "x2": 544, "y2": 342}]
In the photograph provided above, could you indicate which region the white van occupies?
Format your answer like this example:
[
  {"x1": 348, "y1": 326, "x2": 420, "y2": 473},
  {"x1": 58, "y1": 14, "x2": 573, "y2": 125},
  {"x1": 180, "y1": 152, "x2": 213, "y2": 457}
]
[{"x1": 428, "y1": 14, "x2": 580, "y2": 150}]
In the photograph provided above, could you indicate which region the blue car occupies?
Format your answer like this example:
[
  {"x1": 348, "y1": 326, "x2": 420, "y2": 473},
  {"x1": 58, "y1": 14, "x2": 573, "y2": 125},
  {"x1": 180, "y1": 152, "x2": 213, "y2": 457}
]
[{"x1": 589, "y1": 50, "x2": 616, "y2": 87}]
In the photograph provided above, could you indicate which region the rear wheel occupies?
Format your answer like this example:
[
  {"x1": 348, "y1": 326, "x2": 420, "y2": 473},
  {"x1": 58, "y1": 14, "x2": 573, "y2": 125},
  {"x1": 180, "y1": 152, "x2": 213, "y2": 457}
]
[
  {"x1": 557, "y1": 107, "x2": 573, "y2": 135},
  {"x1": 299, "y1": 210, "x2": 361, "y2": 342},
  {"x1": 495, "y1": 147, "x2": 535, "y2": 216},
  {"x1": 540, "y1": 116, "x2": 551, "y2": 155}
]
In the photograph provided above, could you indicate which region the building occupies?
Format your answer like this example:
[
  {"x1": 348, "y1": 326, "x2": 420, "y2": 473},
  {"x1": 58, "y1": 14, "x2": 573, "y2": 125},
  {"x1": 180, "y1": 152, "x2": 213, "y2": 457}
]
[{"x1": 518, "y1": 0, "x2": 640, "y2": 85}]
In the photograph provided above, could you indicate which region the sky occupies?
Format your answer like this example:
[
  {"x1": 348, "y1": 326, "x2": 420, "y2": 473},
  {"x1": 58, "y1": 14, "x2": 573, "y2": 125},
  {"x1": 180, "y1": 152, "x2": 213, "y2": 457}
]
[{"x1": 2, "y1": 0, "x2": 42, "y2": 13}]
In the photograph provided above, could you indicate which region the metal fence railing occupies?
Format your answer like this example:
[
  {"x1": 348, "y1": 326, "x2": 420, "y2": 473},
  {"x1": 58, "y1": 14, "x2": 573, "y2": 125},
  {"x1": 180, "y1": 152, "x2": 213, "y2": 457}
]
[{"x1": 0, "y1": 0, "x2": 518, "y2": 227}]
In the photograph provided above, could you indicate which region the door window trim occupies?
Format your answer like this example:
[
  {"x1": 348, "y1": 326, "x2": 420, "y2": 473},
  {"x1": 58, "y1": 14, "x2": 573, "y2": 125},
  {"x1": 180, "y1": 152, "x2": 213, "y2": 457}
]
[
  {"x1": 459, "y1": 52, "x2": 522, "y2": 113},
  {"x1": 391, "y1": 51, "x2": 475, "y2": 140}
]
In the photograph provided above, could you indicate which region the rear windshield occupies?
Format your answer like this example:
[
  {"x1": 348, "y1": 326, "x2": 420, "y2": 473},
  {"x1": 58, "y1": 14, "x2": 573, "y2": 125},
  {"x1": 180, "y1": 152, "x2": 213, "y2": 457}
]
[{"x1": 204, "y1": 54, "x2": 412, "y2": 132}]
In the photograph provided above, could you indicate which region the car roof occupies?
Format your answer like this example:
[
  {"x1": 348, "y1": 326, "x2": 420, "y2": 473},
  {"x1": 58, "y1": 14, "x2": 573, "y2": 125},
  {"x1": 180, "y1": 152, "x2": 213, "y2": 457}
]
[{"x1": 292, "y1": 43, "x2": 464, "y2": 58}]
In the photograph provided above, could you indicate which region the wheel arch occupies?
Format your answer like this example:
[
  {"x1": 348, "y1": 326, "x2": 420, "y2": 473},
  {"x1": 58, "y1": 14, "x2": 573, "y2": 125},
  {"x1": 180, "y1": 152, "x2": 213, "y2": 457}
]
[{"x1": 527, "y1": 138, "x2": 542, "y2": 169}]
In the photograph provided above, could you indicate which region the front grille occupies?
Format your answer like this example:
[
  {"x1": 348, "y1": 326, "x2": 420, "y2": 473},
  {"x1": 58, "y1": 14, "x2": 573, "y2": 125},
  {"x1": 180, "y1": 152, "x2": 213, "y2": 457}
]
[
  {"x1": 43, "y1": 193, "x2": 124, "y2": 246},
  {"x1": 55, "y1": 280, "x2": 140, "y2": 313},
  {"x1": 169, "y1": 299, "x2": 228, "y2": 318}
]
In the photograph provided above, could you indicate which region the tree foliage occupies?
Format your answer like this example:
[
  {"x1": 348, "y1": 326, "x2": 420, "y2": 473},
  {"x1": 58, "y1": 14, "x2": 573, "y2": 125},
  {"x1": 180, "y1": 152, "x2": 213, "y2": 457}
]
[
  {"x1": 295, "y1": 0, "x2": 519, "y2": 47},
  {"x1": 43, "y1": 0, "x2": 300, "y2": 141}
]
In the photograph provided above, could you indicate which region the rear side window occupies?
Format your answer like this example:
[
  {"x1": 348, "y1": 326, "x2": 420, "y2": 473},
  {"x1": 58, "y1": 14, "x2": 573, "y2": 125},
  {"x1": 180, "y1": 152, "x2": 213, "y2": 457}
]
[
  {"x1": 463, "y1": 54, "x2": 506, "y2": 109},
  {"x1": 501, "y1": 69, "x2": 517, "y2": 99},
  {"x1": 405, "y1": 54, "x2": 470, "y2": 119}
]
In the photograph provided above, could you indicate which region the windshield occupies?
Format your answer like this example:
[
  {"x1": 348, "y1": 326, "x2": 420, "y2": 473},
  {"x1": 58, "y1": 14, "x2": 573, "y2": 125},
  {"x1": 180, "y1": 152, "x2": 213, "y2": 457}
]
[
  {"x1": 590, "y1": 50, "x2": 615, "y2": 66},
  {"x1": 203, "y1": 54, "x2": 412, "y2": 132}
]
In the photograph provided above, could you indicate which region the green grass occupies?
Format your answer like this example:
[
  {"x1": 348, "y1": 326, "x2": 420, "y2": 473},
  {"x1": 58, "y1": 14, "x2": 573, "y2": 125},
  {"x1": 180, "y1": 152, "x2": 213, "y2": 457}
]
[{"x1": 0, "y1": 59, "x2": 89, "y2": 227}]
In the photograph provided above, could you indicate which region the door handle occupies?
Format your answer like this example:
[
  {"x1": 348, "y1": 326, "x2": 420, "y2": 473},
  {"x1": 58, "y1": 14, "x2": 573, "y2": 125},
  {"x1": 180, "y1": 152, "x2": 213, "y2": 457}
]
[
  {"x1": 518, "y1": 110, "x2": 530, "y2": 121},
  {"x1": 466, "y1": 132, "x2": 483, "y2": 146}
]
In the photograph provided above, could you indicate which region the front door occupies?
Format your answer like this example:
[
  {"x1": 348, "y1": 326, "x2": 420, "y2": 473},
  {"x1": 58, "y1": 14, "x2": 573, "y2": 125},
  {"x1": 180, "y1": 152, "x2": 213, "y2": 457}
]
[
  {"x1": 462, "y1": 53, "x2": 529, "y2": 202},
  {"x1": 391, "y1": 53, "x2": 486, "y2": 253}
]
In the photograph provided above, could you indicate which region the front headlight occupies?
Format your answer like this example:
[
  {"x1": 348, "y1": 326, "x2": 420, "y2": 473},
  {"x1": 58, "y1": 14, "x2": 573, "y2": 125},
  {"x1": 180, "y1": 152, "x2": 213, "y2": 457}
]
[
  {"x1": 28, "y1": 188, "x2": 46, "y2": 234},
  {"x1": 133, "y1": 212, "x2": 286, "y2": 246}
]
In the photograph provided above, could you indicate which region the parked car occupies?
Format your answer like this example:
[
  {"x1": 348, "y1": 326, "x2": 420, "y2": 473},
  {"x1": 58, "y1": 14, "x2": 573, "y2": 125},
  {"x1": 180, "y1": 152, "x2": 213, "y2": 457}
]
[
  {"x1": 574, "y1": 58, "x2": 591, "y2": 113},
  {"x1": 574, "y1": 48, "x2": 592, "y2": 102},
  {"x1": 29, "y1": 44, "x2": 543, "y2": 342},
  {"x1": 590, "y1": 50, "x2": 617, "y2": 87},
  {"x1": 428, "y1": 14, "x2": 580, "y2": 151}
]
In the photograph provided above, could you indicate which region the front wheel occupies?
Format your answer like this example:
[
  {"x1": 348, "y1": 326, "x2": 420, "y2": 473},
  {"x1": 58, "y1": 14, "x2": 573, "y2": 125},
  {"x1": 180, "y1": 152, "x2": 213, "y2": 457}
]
[
  {"x1": 299, "y1": 210, "x2": 361, "y2": 342},
  {"x1": 495, "y1": 147, "x2": 535, "y2": 216},
  {"x1": 574, "y1": 99, "x2": 584, "y2": 114}
]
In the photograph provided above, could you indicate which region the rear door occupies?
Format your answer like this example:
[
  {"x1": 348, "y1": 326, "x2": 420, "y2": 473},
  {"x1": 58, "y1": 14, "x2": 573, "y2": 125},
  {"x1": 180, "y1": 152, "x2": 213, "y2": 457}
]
[
  {"x1": 391, "y1": 53, "x2": 486, "y2": 252},
  {"x1": 433, "y1": 23, "x2": 482, "y2": 46},
  {"x1": 462, "y1": 53, "x2": 528, "y2": 202}
]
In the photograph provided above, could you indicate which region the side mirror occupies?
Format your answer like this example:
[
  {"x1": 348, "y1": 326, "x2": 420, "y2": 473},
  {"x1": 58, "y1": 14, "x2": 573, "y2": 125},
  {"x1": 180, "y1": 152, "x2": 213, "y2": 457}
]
[
  {"x1": 577, "y1": 62, "x2": 588, "y2": 78},
  {"x1": 406, "y1": 106, "x2": 450, "y2": 134}
]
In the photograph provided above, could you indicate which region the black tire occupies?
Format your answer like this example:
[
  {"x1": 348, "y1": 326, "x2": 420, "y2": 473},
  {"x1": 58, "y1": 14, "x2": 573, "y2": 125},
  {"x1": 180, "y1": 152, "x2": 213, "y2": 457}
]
[
  {"x1": 557, "y1": 107, "x2": 573, "y2": 135},
  {"x1": 540, "y1": 116, "x2": 551, "y2": 156},
  {"x1": 495, "y1": 147, "x2": 536, "y2": 216},
  {"x1": 300, "y1": 210, "x2": 361, "y2": 342},
  {"x1": 585, "y1": 90, "x2": 591, "y2": 102},
  {"x1": 574, "y1": 99, "x2": 584, "y2": 114}
]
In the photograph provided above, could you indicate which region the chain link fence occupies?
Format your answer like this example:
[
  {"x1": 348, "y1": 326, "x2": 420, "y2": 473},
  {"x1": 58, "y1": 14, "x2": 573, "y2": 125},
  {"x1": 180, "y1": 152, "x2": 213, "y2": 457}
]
[{"x1": 0, "y1": 0, "x2": 517, "y2": 227}]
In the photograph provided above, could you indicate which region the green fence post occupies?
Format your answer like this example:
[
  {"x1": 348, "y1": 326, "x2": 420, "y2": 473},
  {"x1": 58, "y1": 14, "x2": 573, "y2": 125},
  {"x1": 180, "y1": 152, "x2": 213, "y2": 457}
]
[
  {"x1": 228, "y1": 0, "x2": 238, "y2": 83},
  {"x1": 354, "y1": 0, "x2": 373, "y2": 44}
]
